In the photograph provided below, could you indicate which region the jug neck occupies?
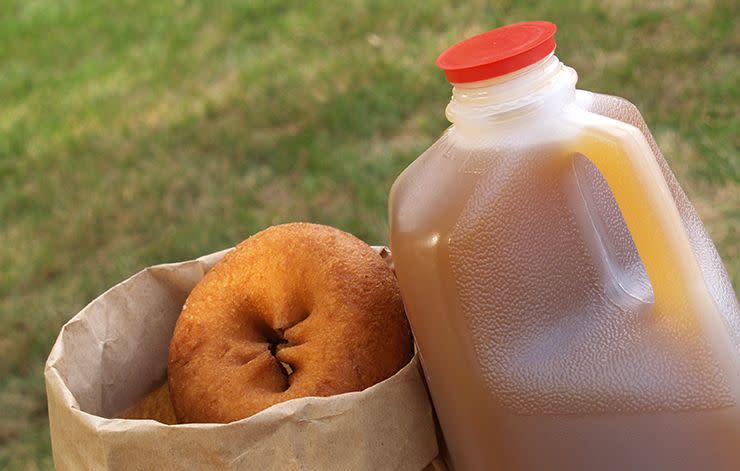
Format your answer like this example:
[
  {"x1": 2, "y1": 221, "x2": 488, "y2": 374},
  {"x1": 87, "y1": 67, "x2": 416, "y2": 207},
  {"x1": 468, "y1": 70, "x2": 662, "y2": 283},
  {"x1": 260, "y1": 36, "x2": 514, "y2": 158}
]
[{"x1": 445, "y1": 54, "x2": 578, "y2": 132}]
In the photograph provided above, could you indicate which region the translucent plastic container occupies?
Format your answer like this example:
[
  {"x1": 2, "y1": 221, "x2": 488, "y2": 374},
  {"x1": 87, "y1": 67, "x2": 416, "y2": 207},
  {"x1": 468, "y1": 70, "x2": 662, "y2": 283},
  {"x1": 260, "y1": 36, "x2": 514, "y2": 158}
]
[{"x1": 389, "y1": 22, "x2": 740, "y2": 471}]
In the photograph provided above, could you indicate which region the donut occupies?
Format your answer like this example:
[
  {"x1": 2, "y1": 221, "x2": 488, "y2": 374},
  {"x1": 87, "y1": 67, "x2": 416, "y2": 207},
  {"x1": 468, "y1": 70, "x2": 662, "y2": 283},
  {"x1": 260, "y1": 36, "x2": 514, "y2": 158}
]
[
  {"x1": 117, "y1": 381, "x2": 177, "y2": 424},
  {"x1": 168, "y1": 223, "x2": 413, "y2": 423}
]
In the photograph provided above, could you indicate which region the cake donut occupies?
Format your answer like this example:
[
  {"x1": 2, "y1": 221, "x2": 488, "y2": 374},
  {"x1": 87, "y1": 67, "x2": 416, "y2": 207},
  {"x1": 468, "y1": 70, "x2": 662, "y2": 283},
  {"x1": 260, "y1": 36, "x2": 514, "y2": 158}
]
[
  {"x1": 117, "y1": 381, "x2": 177, "y2": 424},
  {"x1": 168, "y1": 223, "x2": 413, "y2": 423}
]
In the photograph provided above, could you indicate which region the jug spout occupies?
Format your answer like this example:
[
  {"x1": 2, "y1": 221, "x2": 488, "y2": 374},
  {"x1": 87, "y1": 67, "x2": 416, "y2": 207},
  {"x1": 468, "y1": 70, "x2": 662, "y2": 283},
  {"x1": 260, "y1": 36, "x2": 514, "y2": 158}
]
[{"x1": 445, "y1": 54, "x2": 577, "y2": 131}]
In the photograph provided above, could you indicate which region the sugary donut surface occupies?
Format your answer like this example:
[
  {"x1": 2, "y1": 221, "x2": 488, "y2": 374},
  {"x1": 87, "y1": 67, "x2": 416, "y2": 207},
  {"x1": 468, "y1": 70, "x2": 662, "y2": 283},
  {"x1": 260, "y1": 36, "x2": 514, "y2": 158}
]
[{"x1": 168, "y1": 223, "x2": 413, "y2": 423}]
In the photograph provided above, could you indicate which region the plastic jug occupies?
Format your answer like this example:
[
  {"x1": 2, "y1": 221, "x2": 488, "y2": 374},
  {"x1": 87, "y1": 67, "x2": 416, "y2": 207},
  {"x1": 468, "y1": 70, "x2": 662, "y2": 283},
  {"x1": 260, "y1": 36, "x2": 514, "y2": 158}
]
[{"x1": 389, "y1": 22, "x2": 740, "y2": 471}]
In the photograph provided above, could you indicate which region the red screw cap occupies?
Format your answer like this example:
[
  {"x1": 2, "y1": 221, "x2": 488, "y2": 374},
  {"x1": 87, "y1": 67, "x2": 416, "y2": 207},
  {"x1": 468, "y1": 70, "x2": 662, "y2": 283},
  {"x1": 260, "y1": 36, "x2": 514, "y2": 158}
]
[{"x1": 436, "y1": 21, "x2": 557, "y2": 83}]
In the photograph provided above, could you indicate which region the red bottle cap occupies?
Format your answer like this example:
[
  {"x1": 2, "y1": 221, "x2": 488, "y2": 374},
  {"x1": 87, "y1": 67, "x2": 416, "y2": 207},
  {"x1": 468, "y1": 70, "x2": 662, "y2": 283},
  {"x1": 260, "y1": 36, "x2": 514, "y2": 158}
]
[{"x1": 436, "y1": 21, "x2": 557, "y2": 83}]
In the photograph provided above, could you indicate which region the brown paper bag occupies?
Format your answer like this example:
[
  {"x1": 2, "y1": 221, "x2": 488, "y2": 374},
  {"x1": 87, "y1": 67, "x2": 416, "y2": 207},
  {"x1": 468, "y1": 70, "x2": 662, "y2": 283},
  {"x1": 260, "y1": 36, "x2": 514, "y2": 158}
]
[{"x1": 45, "y1": 247, "x2": 443, "y2": 470}]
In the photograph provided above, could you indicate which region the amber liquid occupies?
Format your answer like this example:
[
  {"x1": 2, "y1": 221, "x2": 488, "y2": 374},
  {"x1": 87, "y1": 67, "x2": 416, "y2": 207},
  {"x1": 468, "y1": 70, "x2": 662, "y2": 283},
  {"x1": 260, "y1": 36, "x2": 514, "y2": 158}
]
[{"x1": 389, "y1": 93, "x2": 740, "y2": 470}]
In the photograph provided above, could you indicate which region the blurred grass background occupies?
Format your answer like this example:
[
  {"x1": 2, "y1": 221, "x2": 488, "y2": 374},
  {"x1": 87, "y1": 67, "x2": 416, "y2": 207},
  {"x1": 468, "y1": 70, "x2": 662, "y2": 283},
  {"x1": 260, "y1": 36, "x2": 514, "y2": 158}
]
[{"x1": 1, "y1": 0, "x2": 738, "y2": 468}]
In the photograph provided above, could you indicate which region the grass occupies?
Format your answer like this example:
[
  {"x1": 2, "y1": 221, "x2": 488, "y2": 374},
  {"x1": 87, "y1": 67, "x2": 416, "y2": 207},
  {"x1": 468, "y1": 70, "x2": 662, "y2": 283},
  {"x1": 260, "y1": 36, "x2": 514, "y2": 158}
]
[{"x1": 1, "y1": 0, "x2": 737, "y2": 468}]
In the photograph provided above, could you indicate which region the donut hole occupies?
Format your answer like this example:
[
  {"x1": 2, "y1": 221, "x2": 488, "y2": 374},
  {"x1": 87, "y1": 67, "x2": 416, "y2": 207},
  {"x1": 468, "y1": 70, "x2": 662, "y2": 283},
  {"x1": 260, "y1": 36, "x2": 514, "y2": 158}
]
[
  {"x1": 270, "y1": 337, "x2": 294, "y2": 378},
  {"x1": 267, "y1": 335, "x2": 287, "y2": 357},
  {"x1": 279, "y1": 360, "x2": 294, "y2": 376},
  {"x1": 250, "y1": 319, "x2": 295, "y2": 381},
  {"x1": 258, "y1": 308, "x2": 313, "y2": 381}
]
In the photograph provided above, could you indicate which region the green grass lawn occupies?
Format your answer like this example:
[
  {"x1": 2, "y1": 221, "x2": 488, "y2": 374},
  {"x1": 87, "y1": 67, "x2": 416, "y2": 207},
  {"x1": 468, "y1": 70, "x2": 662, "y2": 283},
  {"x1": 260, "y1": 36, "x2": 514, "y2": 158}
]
[{"x1": 1, "y1": 0, "x2": 737, "y2": 468}]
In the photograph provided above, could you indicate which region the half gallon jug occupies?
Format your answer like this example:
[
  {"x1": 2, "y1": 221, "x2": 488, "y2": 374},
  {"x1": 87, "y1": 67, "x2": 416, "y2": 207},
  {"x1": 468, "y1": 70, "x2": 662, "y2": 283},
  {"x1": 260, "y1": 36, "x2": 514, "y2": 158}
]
[{"x1": 389, "y1": 22, "x2": 740, "y2": 471}]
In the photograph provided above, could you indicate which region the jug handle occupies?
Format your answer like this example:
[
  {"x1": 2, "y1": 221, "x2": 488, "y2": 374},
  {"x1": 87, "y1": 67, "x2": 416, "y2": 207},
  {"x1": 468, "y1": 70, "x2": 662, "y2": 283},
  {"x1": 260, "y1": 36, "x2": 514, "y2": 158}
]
[{"x1": 562, "y1": 114, "x2": 708, "y2": 315}]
